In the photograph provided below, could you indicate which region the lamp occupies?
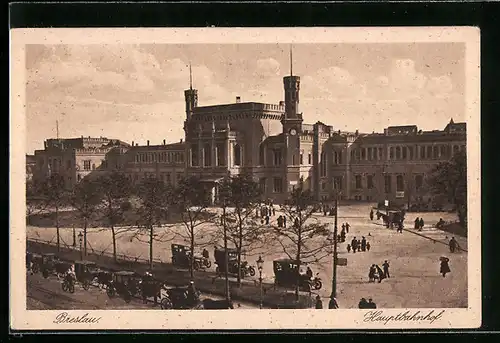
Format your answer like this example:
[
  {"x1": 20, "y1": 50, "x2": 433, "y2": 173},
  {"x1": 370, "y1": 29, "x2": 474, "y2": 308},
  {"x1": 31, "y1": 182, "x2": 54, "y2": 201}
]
[{"x1": 256, "y1": 255, "x2": 264, "y2": 309}]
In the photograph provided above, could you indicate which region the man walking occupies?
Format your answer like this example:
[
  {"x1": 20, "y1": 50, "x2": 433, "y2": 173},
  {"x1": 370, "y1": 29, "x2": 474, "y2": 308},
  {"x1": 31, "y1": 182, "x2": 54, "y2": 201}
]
[
  {"x1": 419, "y1": 217, "x2": 424, "y2": 231},
  {"x1": 382, "y1": 260, "x2": 390, "y2": 278}
]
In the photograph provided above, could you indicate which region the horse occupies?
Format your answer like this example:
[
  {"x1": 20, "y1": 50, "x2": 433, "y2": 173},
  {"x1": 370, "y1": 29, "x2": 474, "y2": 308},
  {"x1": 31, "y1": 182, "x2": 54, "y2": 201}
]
[{"x1": 201, "y1": 299, "x2": 234, "y2": 309}]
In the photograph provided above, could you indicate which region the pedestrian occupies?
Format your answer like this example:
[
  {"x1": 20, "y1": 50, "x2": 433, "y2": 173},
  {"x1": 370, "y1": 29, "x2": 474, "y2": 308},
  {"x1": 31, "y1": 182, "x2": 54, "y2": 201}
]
[
  {"x1": 340, "y1": 230, "x2": 346, "y2": 243},
  {"x1": 283, "y1": 216, "x2": 287, "y2": 228},
  {"x1": 328, "y1": 297, "x2": 339, "y2": 309},
  {"x1": 323, "y1": 205, "x2": 327, "y2": 216},
  {"x1": 272, "y1": 207, "x2": 276, "y2": 216},
  {"x1": 265, "y1": 215, "x2": 270, "y2": 225},
  {"x1": 367, "y1": 298, "x2": 377, "y2": 309},
  {"x1": 440, "y1": 257, "x2": 451, "y2": 277},
  {"x1": 419, "y1": 217, "x2": 424, "y2": 231},
  {"x1": 361, "y1": 237, "x2": 367, "y2": 252},
  {"x1": 370, "y1": 209, "x2": 374, "y2": 221},
  {"x1": 351, "y1": 237, "x2": 357, "y2": 253},
  {"x1": 294, "y1": 217, "x2": 299, "y2": 228},
  {"x1": 375, "y1": 265, "x2": 385, "y2": 283},
  {"x1": 366, "y1": 242, "x2": 371, "y2": 252},
  {"x1": 358, "y1": 298, "x2": 368, "y2": 309},
  {"x1": 414, "y1": 217, "x2": 420, "y2": 230},
  {"x1": 368, "y1": 265, "x2": 376, "y2": 282},
  {"x1": 342, "y1": 223, "x2": 346, "y2": 232},
  {"x1": 357, "y1": 239, "x2": 362, "y2": 250},
  {"x1": 347, "y1": 244, "x2": 351, "y2": 253},
  {"x1": 315, "y1": 295, "x2": 323, "y2": 309},
  {"x1": 346, "y1": 222, "x2": 350, "y2": 233},
  {"x1": 382, "y1": 260, "x2": 390, "y2": 278},
  {"x1": 449, "y1": 237, "x2": 458, "y2": 253}
]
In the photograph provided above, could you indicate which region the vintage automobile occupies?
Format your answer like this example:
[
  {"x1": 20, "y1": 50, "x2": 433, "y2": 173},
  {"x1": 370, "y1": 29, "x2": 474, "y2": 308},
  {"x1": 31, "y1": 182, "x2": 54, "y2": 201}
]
[
  {"x1": 171, "y1": 244, "x2": 211, "y2": 270},
  {"x1": 272, "y1": 259, "x2": 322, "y2": 292},
  {"x1": 138, "y1": 272, "x2": 168, "y2": 305},
  {"x1": 26, "y1": 252, "x2": 42, "y2": 273},
  {"x1": 214, "y1": 248, "x2": 256, "y2": 278},
  {"x1": 74, "y1": 260, "x2": 100, "y2": 290},
  {"x1": 160, "y1": 285, "x2": 202, "y2": 310},
  {"x1": 106, "y1": 271, "x2": 141, "y2": 303},
  {"x1": 37, "y1": 253, "x2": 64, "y2": 278}
]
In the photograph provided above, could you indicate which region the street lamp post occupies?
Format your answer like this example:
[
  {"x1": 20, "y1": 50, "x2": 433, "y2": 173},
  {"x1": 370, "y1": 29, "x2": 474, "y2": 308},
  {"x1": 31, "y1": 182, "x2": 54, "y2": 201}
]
[
  {"x1": 257, "y1": 255, "x2": 264, "y2": 309},
  {"x1": 78, "y1": 232, "x2": 83, "y2": 260},
  {"x1": 330, "y1": 192, "x2": 339, "y2": 300},
  {"x1": 72, "y1": 225, "x2": 76, "y2": 248}
]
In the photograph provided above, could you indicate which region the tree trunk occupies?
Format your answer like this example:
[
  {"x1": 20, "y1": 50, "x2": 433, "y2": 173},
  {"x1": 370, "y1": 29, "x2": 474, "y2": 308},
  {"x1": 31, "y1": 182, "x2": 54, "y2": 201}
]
[
  {"x1": 55, "y1": 204, "x2": 60, "y2": 252},
  {"x1": 190, "y1": 226, "x2": 195, "y2": 279},
  {"x1": 223, "y1": 207, "x2": 230, "y2": 302},
  {"x1": 83, "y1": 218, "x2": 88, "y2": 257},
  {"x1": 295, "y1": 213, "x2": 302, "y2": 301},
  {"x1": 236, "y1": 215, "x2": 243, "y2": 287},
  {"x1": 111, "y1": 225, "x2": 117, "y2": 263},
  {"x1": 149, "y1": 224, "x2": 154, "y2": 271}
]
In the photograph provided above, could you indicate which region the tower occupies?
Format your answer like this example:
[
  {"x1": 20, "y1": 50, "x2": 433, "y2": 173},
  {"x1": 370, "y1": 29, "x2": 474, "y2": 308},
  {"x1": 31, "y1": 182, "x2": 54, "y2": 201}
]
[{"x1": 184, "y1": 62, "x2": 198, "y2": 120}]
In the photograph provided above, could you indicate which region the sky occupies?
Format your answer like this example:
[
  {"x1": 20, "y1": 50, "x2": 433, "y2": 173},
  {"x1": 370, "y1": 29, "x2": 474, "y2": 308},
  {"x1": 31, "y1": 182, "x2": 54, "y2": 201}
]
[{"x1": 25, "y1": 43, "x2": 465, "y2": 154}]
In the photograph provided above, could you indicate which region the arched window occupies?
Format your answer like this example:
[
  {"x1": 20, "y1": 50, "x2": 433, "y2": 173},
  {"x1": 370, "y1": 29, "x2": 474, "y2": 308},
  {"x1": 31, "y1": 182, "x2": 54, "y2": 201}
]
[
  {"x1": 396, "y1": 175, "x2": 404, "y2": 192},
  {"x1": 191, "y1": 144, "x2": 199, "y2": 167},
  {"x1": 395, "y1": 147, "x2": 401, "y2": 160},
  {"x1": 204, "y1": 144, "x2": 211, "y2": 167},
  {"x1": 389, "y1": 147, "x2": 394, "y2": 160},
  {"x1": 234, "y1": 144, "x2": 241, "y2": 166}
]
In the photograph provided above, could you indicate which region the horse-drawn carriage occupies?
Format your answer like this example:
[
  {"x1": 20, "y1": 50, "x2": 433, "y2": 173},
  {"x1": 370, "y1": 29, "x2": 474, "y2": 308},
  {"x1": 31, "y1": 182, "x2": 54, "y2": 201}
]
[
  {"x1": 30, "y1": 253, "x2": 71, "y2": 279},
  {"x1": 214, "y1": 248, "x2": 256, "y2": 278},
  {"x1": 272, "y1": 259, "x2": 322, "y2": 292},
  {"x1": 106, "y1": 271, "x2": 141, "y2": 303},
  {"x1": 26, "y1": 252, "x2": 42, "y2": 273},
  {"x1": 171, "y1": 244, "x2": 211, "y2": 271},
  {"x1": 74, "y1": 260, "x2": 100, "y2": 290}
]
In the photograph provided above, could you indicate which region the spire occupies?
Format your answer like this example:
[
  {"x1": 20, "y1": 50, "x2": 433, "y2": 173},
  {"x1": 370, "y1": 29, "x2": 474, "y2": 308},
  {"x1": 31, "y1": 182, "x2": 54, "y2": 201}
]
[
  {"x1": 290, "y1": 44, "x2": 293, "y2": 76},
  {"x1": 189, "y1": 62, "x2": 193, "y2": 90}
]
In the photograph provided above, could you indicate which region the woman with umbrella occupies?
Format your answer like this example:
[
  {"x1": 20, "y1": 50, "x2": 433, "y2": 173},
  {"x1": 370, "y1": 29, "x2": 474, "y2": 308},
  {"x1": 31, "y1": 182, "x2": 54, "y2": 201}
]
[{"x1": 440, "y1": 257, "x2": 451, "y2": 277}]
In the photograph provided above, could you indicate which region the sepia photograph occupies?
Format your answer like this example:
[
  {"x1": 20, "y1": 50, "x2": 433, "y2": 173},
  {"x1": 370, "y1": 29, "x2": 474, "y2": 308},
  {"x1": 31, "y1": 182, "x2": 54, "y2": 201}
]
[{"x1": 10, "y1": 27, "x2": 481, "y2": 330}]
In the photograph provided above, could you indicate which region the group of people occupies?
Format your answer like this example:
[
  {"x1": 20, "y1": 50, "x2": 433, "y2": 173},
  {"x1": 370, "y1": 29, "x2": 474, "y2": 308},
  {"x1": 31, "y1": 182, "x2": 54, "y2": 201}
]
[
  {"x1": 368, "y1": 261, "x2": 390, "y2": 283},
  {"x1": 314, "y1": 295, "x2": 340, "y2": 309},
  {"x1": 414, "y1": 217, "x2": 425, "y2": 231},
  {"x1": 347, "y1": 236, "x2": 371, "y2": 253},
  {"x1": 257, "y1": 202, "x2": 276, "y2": 225},
  {"x1": 358, "y1": 298, "x2": 377, "y2": 309},
  {"x1": 322, "y1": 204, "x2": 336, "y2": 217}
]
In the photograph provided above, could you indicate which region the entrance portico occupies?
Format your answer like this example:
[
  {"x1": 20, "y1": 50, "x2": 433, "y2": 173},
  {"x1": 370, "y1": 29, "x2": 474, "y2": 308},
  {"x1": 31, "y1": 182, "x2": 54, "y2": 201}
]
[{"x1": 199, "y1": 177, "x2": 223, "y2": 205}]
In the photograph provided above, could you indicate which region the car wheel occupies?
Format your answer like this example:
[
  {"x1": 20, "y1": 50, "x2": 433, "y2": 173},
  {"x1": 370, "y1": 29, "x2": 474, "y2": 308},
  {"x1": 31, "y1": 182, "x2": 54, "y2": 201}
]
[
  {"x1": 42, "y1": 269, "x2": 49, "y2": 279},
  {"x1": 62, "y1": 282, "x2": 68, "y2": 292},
  {"x1": 205, "y1": 260, "x2": 212, "y2": 269},
  {"x1": 249, "y1": 267, "x2": 256, "y2": 277},
  {"x1": 161, "y1": 298, "x2": 173, "y2": 310},
  {"x1": 69, "y1": 283, "x2": 75, "y2": 293},
  {"x1": 106, "y1": 286, "x2": 115, "y2": 297},
  {"x1": 314, "y1": 280, "x2": 322, "y2": 290},
  {"x1": 194, "y1": 261, "x2": 201, "y2": 271},
  {"x1": 124, "y1": 293, "x2": 132, "y2": 303},
  {"x1": 82, "y1": 280, "x2": 90, "y2": 291}
]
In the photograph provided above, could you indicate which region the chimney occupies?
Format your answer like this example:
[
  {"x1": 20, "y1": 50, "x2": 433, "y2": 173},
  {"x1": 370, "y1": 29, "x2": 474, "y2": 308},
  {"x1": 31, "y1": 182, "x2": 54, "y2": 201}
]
[
  {"x1": 338, "y1": 130, "x2": 341, "y2": 134},
  {"x1": 132, "y1": 141, "x2": 134, "y2": 146},
  {"x1": 355, "y1": 130, "x2": 359, "y2": 136},
  {"x1": 180, "y1": 139, "x2": 183, "y2": 143},
  {"x1": 384, "y1": 128, "x2": 388, "y2": 136},
  {"x1": 163, "y1": 139, "x2": 166, "y2": 145},
  {"x1": 147, "y1": 140, "x2": 150, "y2": 146},
  {"x1": 236, "y1": 96, "x2": 241, "y2": 103},
  {"x1": 279, "y1": 101, "x2": 285, "y2": 107}
]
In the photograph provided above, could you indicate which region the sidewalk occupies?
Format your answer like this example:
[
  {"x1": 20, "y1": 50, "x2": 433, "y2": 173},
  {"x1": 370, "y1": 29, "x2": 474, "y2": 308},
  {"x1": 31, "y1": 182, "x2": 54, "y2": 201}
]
[{"x1": 27, "y1": 240, "x2": 314, "y2": 309}]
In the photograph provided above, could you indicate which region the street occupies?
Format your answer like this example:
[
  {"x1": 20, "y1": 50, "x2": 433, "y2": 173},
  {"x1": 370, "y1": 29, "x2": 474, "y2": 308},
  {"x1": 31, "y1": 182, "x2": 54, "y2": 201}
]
[
  {"x1": 27, "y1": 270, "x2": 260, "y2": 310},
  {"x1": 27, "y1": 203, "x2": 468, "y2": 309}
]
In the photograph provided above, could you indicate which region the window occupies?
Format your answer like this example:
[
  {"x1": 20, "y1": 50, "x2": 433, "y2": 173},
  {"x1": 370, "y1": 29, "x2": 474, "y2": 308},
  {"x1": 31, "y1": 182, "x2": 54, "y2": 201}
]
[
  {"x1": 308, "y1": 153, "x2": 312, "y2": 164},
  {"x1": 396, "y1": 175, "x2": 404, "y2": 192},
  {"x1": 321, "y1": 182, "x2": 326, "y2": 190},
  {"x1": 408, "y1": 146, "x2": 414, "y2": 160},
  {"x1": 420, "y1": 146, "x2": 425, "y2": 159},
  {"x1": 259, "y1": 144, "x2": 265, "y2": 165},
  {"x1": 355, "y1": 175, "x2": 362, "y2": 189},
  {"x1": 415, "y1": 174, "x2": 423, "y2": 190},
  {"x1": 83, "y1": 160, "x2": 91, "y2": 171},
  {"x1": 300, "y1": 153, "x2": 304, "y2": 165},
  {"x1": 396, "y1": 147, "x2": 401, "y2": 160},
  {"x1": 402, "y1": 146, "x2": 407, "y2": 159},
  {"x1": 273, "y1": 177, "x2": 283, "y2": 193},
  {"x1": 216, "y1": 143, "x2": 225, "y2": 166},
  {"x1": 367, "y1": 175, "x2": 374, "y2": 189},
  {"x1": 378, "y1": 148, "x2": 383, "y2": 160},
  {"x1": 234, "y1": 144, "x2": 241, "y2": 166},
  {"x1": 384, "y1": 175, "x2": 392, "y2": 193},
  {"x1": 433, "y1": 146, "x2": 439, "y2": 159},
  {"x1": 453, "y1": 145, "x2": 459, "y2": 154},
  {"x1": 204, "y1": 144, "x2": 211, "y2": 167},
  {"x1": 427, "y1": 146, "x2": 432, "y2": 159},
  {"x1": 77, "y1": 174, "x2": 82, "y2": 181},
  {"x1": 338, "y1": 151, "x2": 342, "y2": 164},
  {"x1": 333, "y1": 176, "x2": 342, "y2": 190},
  {"x1": 274, "y1": 149, "x2": 283, "y2": 166},
  {"x1": 361, "y1": 148, "x2": 366, "y2": 160},
  {"x1": 165, "y1": 174, "x2": 171, "y2": 184},
  {"x1": 191, "y1": 144, "x2": 199, "y2": 166},
  {"x1": 320, "y1": 152, "x2": 327, "y2": 177},
  {"x1": 259, "y1": 178, "x2": 266, "y2": 193},
  {"x1": 389, "y1": 147, "x2": 394, "y2": 160},
  {"x1": 177, "y1": 173, "x2": 183, "y2": 183},
  {"x1": 440, "y1": 145, "x2": 447, "y2": 158}
]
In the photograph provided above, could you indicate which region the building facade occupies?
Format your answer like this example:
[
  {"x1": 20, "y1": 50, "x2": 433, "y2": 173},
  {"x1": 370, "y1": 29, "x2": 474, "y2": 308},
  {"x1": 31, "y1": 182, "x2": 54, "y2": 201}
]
[{"x1": 32, "y1": 67, "x2": 466, "y2": 206}]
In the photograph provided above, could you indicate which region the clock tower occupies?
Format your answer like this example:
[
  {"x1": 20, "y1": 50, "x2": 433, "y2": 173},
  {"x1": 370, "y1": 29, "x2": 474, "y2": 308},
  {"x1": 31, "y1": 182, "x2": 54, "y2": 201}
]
[{"x1": 281, "y1": 46, "x2": 303, "y2": 193}]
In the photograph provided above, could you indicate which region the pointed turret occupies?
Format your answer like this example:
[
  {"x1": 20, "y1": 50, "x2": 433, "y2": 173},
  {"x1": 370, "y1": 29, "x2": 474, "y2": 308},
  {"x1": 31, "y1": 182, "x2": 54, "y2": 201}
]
[{"x1": 184, "y1": 61, "x2": 198, "y2": 120}]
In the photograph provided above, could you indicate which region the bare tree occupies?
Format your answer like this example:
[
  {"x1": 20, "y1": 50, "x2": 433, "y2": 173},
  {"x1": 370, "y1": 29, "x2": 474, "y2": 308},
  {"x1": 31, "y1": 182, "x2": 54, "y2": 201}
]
[
  {"x1": 273, "y1": 179, "x2": 331, "y2": 300},
  {"x1": 134, "y1": 177, "x2": 171, "y2": 270},
  {"x1": 96, "y1": 171, "x2": 132, "y2": 262},
  {"x1": 38, "y1": 174, "x2": 68, "y2": 252},
  {"x1": 70, "y1": 178, "x2": 103, "y2": 257},
  {"x1": 217, "y1": 175, "x2": 268, "y2": 287},
  {"x1": 170, "y1": 175, "x2": 216, "y2": 279},
  {"x1": 26, "y1": 180, "x2": 47, "y2": 225}
]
